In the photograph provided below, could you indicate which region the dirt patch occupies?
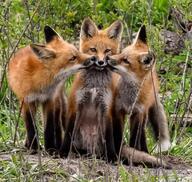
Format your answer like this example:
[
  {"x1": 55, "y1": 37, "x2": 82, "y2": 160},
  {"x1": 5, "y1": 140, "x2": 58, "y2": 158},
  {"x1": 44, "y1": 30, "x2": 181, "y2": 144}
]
[{"x1": 0, "y1": 153, "x2": 192, "y2": 181}]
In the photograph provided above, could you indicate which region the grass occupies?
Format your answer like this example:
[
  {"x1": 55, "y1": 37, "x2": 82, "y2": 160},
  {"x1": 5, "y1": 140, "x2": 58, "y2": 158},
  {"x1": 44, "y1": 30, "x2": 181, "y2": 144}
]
[{"x1": 0, "y1": 152, "x2": 190, "y2": 181}]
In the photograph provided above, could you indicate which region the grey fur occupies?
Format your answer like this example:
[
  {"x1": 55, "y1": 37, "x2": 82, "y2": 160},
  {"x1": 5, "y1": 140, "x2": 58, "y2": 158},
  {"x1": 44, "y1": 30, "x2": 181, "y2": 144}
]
[
  {"x1": 25, "y1": 64, "x2": 83, "y2": 103},
  {"x1": 72, "y1": 68, "x2": 113, "y2": 156},
  {"x1": 81, "y1": 68, "x2": 112, "y2": 89},
  {"x1": 115, "y1": 73, "x2": 139, "y2": 114}
]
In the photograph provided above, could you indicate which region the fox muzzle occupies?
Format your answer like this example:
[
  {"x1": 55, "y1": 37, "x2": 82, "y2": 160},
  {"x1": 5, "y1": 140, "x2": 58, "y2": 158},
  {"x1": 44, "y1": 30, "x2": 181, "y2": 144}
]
[
  {"x1": 95, "y1": 59, "x2": 107, "y2": 67},
  {"x1": 83, "y1": 56, "x2": 97, "y2": 67}
]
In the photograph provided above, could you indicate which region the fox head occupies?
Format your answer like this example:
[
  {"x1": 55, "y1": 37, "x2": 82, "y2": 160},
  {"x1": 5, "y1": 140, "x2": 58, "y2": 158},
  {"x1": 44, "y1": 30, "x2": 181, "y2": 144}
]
[
  {"x1": 108, "y1": 25, "x2": 155, "y2": 79},
  {"x1": 80, "y1": 18, "x2": 123, "y2": 70},
  {"x1": 30, "y1": 26, "x2": 95, "y2": 74}
]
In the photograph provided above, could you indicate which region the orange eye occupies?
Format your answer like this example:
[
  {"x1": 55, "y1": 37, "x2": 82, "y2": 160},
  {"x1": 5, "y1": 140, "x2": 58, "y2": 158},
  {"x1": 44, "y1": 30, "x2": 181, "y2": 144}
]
[
  {"x1": 69, "y1": 56, "x2": 77, "y2": 62},
  {"x1": 122, "y1": 58, "x2": 130, "y2": 64},
  {"x1": 90, "y1": 48, "x2": 97, "y2": 52},
  {"x1": 104, "y1": 49, "x2": 111, "y2": 54}
]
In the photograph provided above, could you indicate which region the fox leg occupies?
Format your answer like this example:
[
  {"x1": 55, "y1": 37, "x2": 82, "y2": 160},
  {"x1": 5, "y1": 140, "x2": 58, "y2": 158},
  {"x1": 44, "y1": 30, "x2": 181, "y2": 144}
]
[
  {"x1": 102, "y1": 112, "x2": 117, "y2": 162},
  {"x1": 129, "y1": 112, "x2": 148, "y2": 153},
  {"x1": 121, "y1": 145, "x2": 171, "y2": 168},
  {"x1": 112, "y1": 111, "x2": 125, "y2": 155},
  {"x1": 22, "y1": 102, "x2": 38, "y2": 153},
  {"x1": 59, "y1": 113, "x2": 76, "y2": 157},
  {"x1": 149, "y1": 97, "x2": 171, "y2": 152},
  {"x1": 42, "y1": 92, "x2": 66, "y2": 154}
]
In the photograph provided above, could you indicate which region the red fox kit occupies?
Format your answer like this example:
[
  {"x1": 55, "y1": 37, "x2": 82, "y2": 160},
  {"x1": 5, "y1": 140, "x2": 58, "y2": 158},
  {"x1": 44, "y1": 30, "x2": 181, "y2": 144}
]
[
  {"x1": 60, "y1": 18, "x2": 123, "y2": 162},
  {"x1": 8, "y1": 26, "x2": 95, "y2": 154},
  {"x1": 108, "y1": 25, "x2": 171, "y2": 153}
]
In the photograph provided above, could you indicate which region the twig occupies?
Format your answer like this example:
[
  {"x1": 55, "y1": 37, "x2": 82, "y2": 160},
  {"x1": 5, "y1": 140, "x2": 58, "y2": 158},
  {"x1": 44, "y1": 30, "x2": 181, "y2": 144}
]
[
  {"x1": 0, "y1": 0, "x2": 42, "y2": 91},
  {"x1": 13, "y1": 99, "x2": 24, "y2": 146}
]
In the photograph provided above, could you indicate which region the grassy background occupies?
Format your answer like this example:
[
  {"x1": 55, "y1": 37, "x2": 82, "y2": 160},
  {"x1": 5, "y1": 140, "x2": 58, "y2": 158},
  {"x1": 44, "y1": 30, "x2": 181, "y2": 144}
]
[{"x1": 0, "y1": 0, "x2": 192, "y2": 181}]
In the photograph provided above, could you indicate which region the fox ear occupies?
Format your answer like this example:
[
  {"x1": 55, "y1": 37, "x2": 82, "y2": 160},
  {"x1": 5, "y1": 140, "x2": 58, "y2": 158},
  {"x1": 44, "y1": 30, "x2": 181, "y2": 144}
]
[
  {"x1": 133, "y1": 25, "x2": 147, "y2": 45},
  {"x1": 80, "y1": 18, "x2": 98, "y2": 39},
  {"x1": 107, "y1": 20, "x2": 123, "y2": 40},
  {"x1": 30, "y1": 44, "x2": 56, "y2": 60},
  {"x1": 44, "y1": 26, "x2": 61, "y2": 43}
]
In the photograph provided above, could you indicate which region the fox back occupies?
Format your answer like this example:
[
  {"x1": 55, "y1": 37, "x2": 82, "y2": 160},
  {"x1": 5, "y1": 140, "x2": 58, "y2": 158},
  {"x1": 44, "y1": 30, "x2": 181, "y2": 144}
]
[{"x1": 8, "y1": 26, "x2": 92, "y2": 102}]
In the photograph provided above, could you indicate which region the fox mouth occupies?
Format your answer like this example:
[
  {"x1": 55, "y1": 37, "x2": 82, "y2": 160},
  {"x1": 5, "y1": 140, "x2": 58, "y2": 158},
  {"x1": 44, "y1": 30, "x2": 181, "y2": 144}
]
[
  {"x1": 94, "y1": 67, "x2": 104, "y2": 70},
  {"x1": 83, "y1": 58, "x2": 96, "y2": 67},
  {"x1": 106, "y1": 59, "x2": 118, "y2": 71},
  {"x1": 84, "y1": 57, "x2": 115, "y2": 71},
  {"x1": 94, "y1": 63, "x2": 109, "y2": 71},
  {"x1": 87, "y1": 62, "x2": 108, "y2": 71},
  {"x1": 83, "y1": 58, "x2": 108, "y2": 71}
]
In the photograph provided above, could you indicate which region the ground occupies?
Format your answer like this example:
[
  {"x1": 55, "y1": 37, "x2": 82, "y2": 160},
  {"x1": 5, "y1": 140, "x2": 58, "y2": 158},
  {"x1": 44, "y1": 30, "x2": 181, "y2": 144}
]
[{"x1": 0, "y1": 151, "x2": 192, "y2": 181}]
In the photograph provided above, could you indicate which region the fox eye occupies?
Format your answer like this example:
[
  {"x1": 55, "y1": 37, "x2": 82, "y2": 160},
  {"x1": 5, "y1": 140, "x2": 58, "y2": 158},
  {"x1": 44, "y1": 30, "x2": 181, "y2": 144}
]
[
  {"x1": 104, "y1": 49, "x2": 111, "y2": 54},
  {"x1": 122, "y1": 58, "x2": 130, "y2": 64},
  {"x1": 69, "y1": 56, "x2": 77, "y2": 62},
  {"x1": 90, "y1": 48, "x2": 97, "y2": 52}
]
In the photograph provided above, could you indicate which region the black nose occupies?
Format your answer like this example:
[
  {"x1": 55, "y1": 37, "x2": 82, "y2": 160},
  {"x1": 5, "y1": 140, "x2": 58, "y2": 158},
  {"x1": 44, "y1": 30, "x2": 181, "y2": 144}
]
[
  {"x1": 143, "y1": 53, "x2": 155, "y2": 65},
  {"x1": 143, "y1": 57, "x2": 152, "y2": 65},
  {"x1": 144, "y1": 59, "x2": 150, "y2": 64},
  {"x1": 96, "y1": 60, "x2": 107, "y2": 67},
  {"x1": 98, "y1": 60, "x2": 105, "y2": 65}
]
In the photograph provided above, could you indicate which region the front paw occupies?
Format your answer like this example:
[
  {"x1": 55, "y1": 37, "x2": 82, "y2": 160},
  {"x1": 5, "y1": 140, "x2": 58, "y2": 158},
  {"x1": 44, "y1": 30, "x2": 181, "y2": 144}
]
[
  {"x1": 25, "y1": 138, "x2": 40, "y2": 154},
  {"x1": 46, "y1": 148, "x2": 60, "y2": 157},
  {"x1": 59, "y1": 147, "x2": 70, "y2": 158},
  {"x1": 107, "y1": 153, "x2": 117, "y2": 163}
]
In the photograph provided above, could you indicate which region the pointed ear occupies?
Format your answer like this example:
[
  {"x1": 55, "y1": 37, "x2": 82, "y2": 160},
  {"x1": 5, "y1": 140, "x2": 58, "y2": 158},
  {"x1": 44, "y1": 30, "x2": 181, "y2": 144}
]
[
  {"x1": 30, "y1": 44, "x2": 56, "y2": 60},
  {"x1": 106, "y1": 20, "x2": 123, "y2": 40},
  {"x1": 80, "y1": 18, "x2": 98, "y2": 39},
  {"x1": 133, "y1": 25, "x2": 147, "y2": 45},
  {"x1": 44, "y1": 26, "x2": 61, "y2": 43}
]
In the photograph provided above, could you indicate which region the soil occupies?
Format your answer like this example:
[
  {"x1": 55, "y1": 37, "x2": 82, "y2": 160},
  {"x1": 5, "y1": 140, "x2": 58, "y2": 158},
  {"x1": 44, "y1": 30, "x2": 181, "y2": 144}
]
[{"x1": 0, "y1": 152, "x2": 192, "y2": 181}]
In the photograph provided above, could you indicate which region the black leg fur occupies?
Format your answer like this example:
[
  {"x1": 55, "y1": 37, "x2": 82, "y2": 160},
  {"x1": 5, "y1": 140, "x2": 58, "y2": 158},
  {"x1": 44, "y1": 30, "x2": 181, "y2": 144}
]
[
  {"x1": 60, "y1": 114, "x2": 76, "y2": 157},
  {"x1": 149, "y1": 104, "x2": 160, "y2": 140},
  {"x1": 129, "y1": 112, "x2": 148, "y2": 153},
  {"x1": 44, "y1": 107, "x2": 62, "y2": 154},
  {"x1": 43, "y1": 94, "x2": 65, "y2": 154},
  {"x1": 112, "y1": 111, "x2": 124, "y2": 155},
  {"x1": 23, "y1": 102, "x2": 38, "y2": 153},
  {"x1": 105, "y1": 117, "x2": 117, "y2": 162}
]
